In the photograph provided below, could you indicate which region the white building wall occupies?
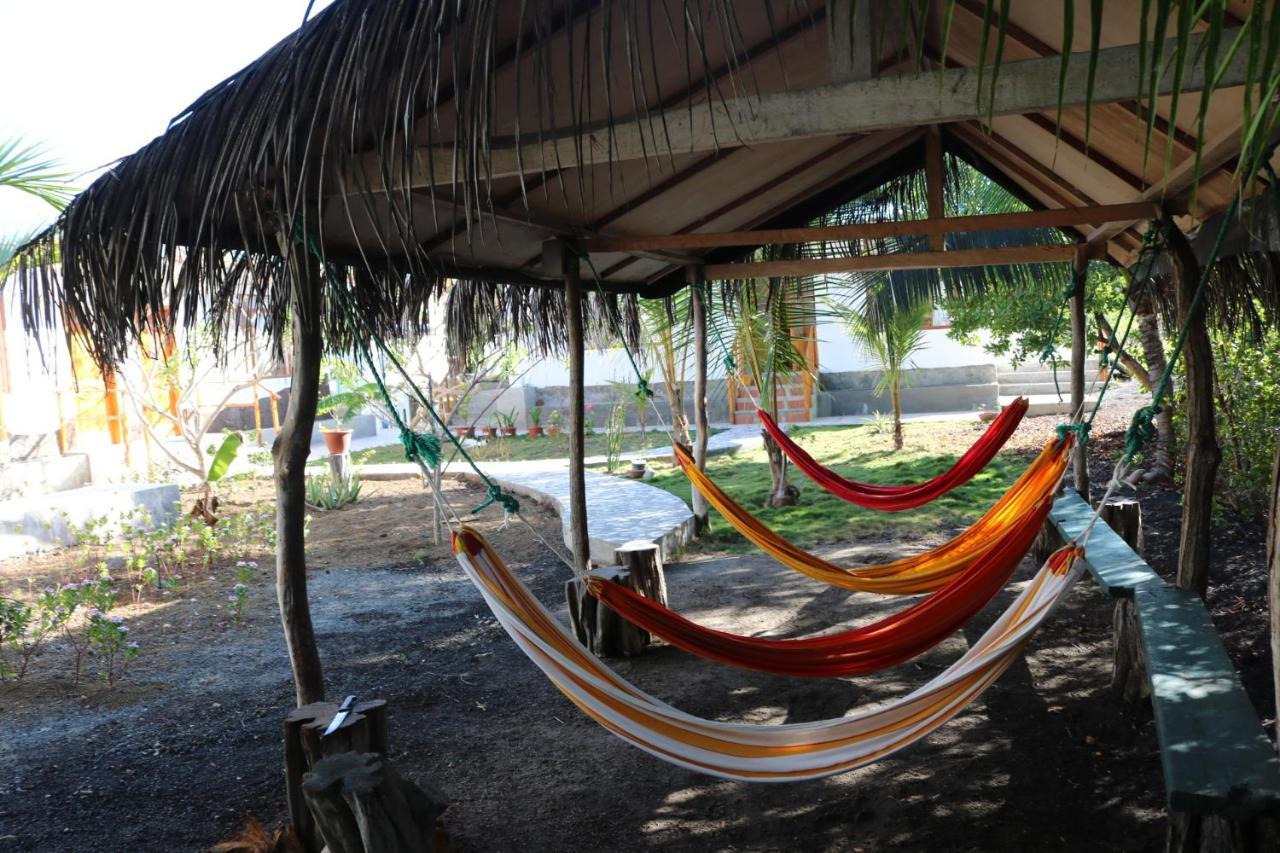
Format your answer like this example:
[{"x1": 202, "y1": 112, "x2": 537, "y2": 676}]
[{"x1": 813, "y1": 319, "x2": 994, "y2": 373}]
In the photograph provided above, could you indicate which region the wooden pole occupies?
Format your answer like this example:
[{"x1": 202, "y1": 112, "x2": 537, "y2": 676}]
[
  {"x1": 1163, "y1": 218, "x2": 1220, "y2": 600},
  {"x1": 702, "y1": 242, "x2": 1106, "y2": 281},
  {"x1": 1070, "y1": 245, "x2": 1090, "y2": 500},
  {"x1": 925, "y1": 126, "x2": 946, "y2": 251},
  {"x1": 689, "y1": 268, "x2": 710, "y2": 535},
  {"x1": 1101, "y1": 498, "x2": 1149, "y2": 705},
  {"x1": 1267, "y1": 444, "x2": 1280, "y2": 760},
  {"x1": 581, "y1": 202, "x2": 1166, "y2": 254},
  {"x1": 546, "y1": 240, "x2": 590, "y2": 574},
  {"x1": 273, "y1": 237, "x2": 326, "y2": 707}
]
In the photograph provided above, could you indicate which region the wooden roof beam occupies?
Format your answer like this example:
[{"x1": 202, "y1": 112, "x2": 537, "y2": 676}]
[
  {"x1": 583, "y1": 201, "x2": 1162, "y2": 253},
  {"x1": 699, "y1": 242, "x2": 1108, "y2": 281},
  {"x1": 350, "y1": 27, "x2": 1249, "y2": 192}
]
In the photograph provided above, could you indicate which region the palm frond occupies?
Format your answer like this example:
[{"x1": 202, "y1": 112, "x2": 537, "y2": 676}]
[{"x1": 0, "y1": 138, "x2": 75, "y2": 211}]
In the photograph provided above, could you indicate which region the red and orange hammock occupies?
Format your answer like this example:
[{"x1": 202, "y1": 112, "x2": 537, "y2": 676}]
[
  {"x1": 756, "y1": 397, "x2": 1030, "y2": 511},
  {"x1": 671, "y1": 436, "x2": 1070, "y2": 595},
  {"x1": 587, "y1": 482, "x2": 1057, "y2": 677}
]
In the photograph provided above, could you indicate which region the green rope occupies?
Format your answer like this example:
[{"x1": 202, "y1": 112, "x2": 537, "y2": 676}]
[
  {"x1": 1120, "y1": 194, "x2": 1239, "y2": 465},
  {"x1": 298, "y1": 232, "x2": 519, "y2": 517}
]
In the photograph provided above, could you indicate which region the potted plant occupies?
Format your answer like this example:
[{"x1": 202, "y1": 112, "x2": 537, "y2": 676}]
[
  {"x1": 527, "y1": 406, "x2": 544, "y2": 437},
  {"x1": 623, "y1": 458, "x2": 647, "y2": 479},
  {"x1": 484, "y1": 417, "x2": 499, "y2": 439},
  {"x1": 547, "y1": 408, "x2": 563, "y2": 436},
  {"x1": 496, "y1": 409, "x2": 518, "y2": 437},
  {"x1": 316, "y1": 386, "x2": 376, "y2": 455}
]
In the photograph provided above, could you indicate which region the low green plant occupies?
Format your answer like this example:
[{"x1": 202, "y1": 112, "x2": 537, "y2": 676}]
[
  {"x1": 604, "y1": 402, "x2": 627, "y2": 473},
  {"x1": 548, "y1": 409, "x2": 563, "y2": 430},
  {"x1": 305, "y1": 474, "x2": 362, "y2": 510},
  {"x1": 227, "y1": 560, "x2": 258, "y2": 624},
  {"x1": 494, "y1": 409, "x2": 518, "y2": 431},
  {"x1": 528, "y1": 406, "x2": 543, "y2": 428},
  {"x1": 86, "y1": 609, "x2": 137, "y2": 687}
]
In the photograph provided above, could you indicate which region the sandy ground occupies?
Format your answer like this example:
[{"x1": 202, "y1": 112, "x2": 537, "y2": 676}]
[{"x1": 0, "y1": 464, "x2": 1174, "y2": 852}]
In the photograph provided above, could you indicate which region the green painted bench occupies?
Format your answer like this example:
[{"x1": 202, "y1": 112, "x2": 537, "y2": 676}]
[{"x1": 1049, "y1": 491, "x2": 1280, "y2": 819}]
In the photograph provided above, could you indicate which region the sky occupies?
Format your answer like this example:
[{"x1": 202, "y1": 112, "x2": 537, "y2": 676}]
[{"x1": 0, "y1": 0, "x2": 335, "y2": 237}]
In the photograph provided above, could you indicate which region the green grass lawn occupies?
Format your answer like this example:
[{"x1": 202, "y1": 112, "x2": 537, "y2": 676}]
[
  {"x1": 636, "y1": 420, "x2": 1035, "y2": 552},
  {"x1": 322, "y1": 427, "x2": 723, "y2": 468}
]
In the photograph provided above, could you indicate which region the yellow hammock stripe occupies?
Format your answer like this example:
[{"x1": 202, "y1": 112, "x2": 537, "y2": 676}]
[
  {"x1": 673, "y1": 438, "x2": 1071, "y2": 595},
  {"x1": 452, "y1": 525, "x2": 1083, "y2": 781}
]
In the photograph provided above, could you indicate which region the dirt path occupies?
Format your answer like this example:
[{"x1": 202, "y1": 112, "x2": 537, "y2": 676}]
[{"x1": 1, "y1": 473, "x2": 1165, "y2": 851}]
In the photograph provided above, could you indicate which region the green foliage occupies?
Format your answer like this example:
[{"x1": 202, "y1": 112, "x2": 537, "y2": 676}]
[
  {"x1": 317, "y1": 385, "x2": 380, "y2": 427},
  {"x1": 228, "y1": 560, "x2": 259, "y2": 625},
  {"x1": 206, "y1": 431, "x2": 244, "y2": 483},
  {"x1": 527, "y1": 405, "x2": 542, "y2": 427},
  {"x1": 0, "y1": 136, "x2": 75, "y2": 210},
  {"x1": 943, "y1": 261, "x2": 1128, "y2": 367},
  {"x1": 306, "y1": 474, "x2": 362, "y2": 510},
  {"x1": 604, "y1": 402, "x2": 627, "y2": 474},
  {"x1": 838, "y1": 297, "x2": 931, "y2": 398},
  {"x1": 1201, "y1": 320, "x2": 1280, "y2": 520},
  {"x1": 493, "y1": 408, "x2": 518, "y2": 430}
]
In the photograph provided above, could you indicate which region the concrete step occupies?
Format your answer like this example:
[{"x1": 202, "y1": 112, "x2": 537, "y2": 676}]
[
  {"x1": 999, "y1": 380, "x2": 1081, "y2": 397},
  {"x1": 1000, "y1": 393, "x2": 1099, "y2": 417},
  {"x1": 997, "y1": 360, "x2": 1100, "y2": 380}
]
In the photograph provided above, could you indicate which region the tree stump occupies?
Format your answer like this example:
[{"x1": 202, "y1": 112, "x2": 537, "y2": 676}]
[
  {"x1": 1101, "y1": 498, "x2": 1150, "y2": 705},
  {"x1": 1032, "y1": 520, "x2": 1065, "y2": 566},
  {"x1": 285, "y1": 700, "x2": 390, "y2": 853},
  {"x1": 565, "y1": 567, "x2": 650, "y2": 658},
  {"x1": 614, "y1": 541, "x2": 668, "y2": 607},
  {"x1": 302, "y1": 752, "x2": 449, "y2": 853},
  {"x1": 329, "y1": 452, "x2": 354, "y2": 489}
]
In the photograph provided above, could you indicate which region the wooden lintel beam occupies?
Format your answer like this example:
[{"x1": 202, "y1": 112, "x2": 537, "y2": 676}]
[
  {"x1": 701, "y1": 243, "x2": 1107, "y2": 281},
  {"x1": 583, "y1": 202, "x2": 1161, "y2": 254},
  {"x1": 351, "y1": 27, "x2": 1247, "y2": 192}
]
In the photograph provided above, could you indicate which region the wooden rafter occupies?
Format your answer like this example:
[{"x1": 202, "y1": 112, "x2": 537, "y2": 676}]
[
  {"x1": 584, "y1": 202, "x2": 1160, "y2": 254},
  {"x1": 348, "y1": 27, "x2": 1249, "y2": 193},
  {"x1": 699, "y1": 242, "x2": 1107, "y2": 281}
]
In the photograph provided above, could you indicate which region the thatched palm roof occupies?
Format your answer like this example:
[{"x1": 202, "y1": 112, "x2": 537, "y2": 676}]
[{"x1": 11, "y1": 0, "x2": 1279, "y2": 366}]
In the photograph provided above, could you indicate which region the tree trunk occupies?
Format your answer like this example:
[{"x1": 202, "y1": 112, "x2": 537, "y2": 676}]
[
  {"x1": 328, "y1": 452, "x2": 354, "y2": 489},
  {"x1": 1136, "y1": 295, "x2": 1175, "y2": 482},
  {"x1": 1267, "y1": 443, "x2": 1280, "y2": 762},
  {"x1": 891, "y1": 382, "x2": 904, "y2": 451},
  {"x1": 691, "y1": 280, "x2": 711, "y2": 535},
  {"x1": 1164, "y1": 221, "x2": 1220, "y2": 600},
  {"x1": 274, "y1": 250, "x2": 325, "y2": 707},
  {"x1": 762, "y1": 430, "x2": 800, "y2": 508},
  {"x1": 1101, "y1": 498, "x2": 1149, "y2": 705},
  {"x1": 302, "y1": 752, "x2": 449, "y2": 853},
  {"x1": 565, "y1": 567, "x2": 651, "y2": 657},
  {"x1": 1070, "y1": 247, "x2": 1089, "y2": 500},
  {"x1": 561, "y1": 249, "x2": 590, "y2": 574}
]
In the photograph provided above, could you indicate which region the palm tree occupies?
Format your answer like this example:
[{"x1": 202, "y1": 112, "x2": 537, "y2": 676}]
[
  {"x1": 0, "y1": 137, "x2": 74, "y2": 271},
  {"x1": 839, "y1": 296, "x2": 931, "y2": 451},
  {"x1": 714, "y1": 265, "x2": 818, "y2": 508}
]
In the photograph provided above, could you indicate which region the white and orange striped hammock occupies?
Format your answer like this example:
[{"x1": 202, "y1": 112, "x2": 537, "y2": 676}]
[{"x1": 453, "y1": 525, "x2": 1084, "y2": 781}]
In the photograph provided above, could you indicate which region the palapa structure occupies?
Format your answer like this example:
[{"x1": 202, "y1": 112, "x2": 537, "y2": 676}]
[{"x1": 10, "y1": 3, "x2": 1280, "y2": 792}]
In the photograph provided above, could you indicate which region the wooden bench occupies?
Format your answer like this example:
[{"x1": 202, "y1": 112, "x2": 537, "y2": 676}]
[{"x1": 1049, "y1": 491, "x2": 1280, "y2": 820}]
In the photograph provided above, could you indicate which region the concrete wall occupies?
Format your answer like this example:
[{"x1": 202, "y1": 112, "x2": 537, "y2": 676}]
[
  {"x1": 0, "y1": 452, "x2": 91, "y2": 500},
  {"x1": 0, "y1": 482, "x2": 180, "y2": 559},
  {"x1": 814, "y1": 318, "x2": 993, "y2": 372},
  {"x1": 816, "y1": 364, "x2": 998, "y2": 416}
]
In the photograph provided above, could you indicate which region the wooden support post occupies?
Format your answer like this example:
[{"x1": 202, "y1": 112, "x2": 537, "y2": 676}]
[
  {"x1": 615, "y1": 540, "x2": 668, "y2": 607},
  {"x1": 302, "y1": 752, "x2": 449, "y2": 853},
  {"x1": 1164, "y1": 219, "x2": 1220, "y2": 600},
  {"x1": 1101, "y1": 497, "x2": 1149, "y2": 705},
  {"x1": 565, "y1": 567, "x2": 652, "y2": 657},
  {"x1": 274, "y1": 237, "x2": 326, "y2": 708},
  {"x1": 689, "y1": 269, "x2": 711, "y2": 535},
  {"x1": 285, "y1": 700, "x2": 391, "y2": 853},
  {"x1": 925, "y1": 126, "x2": 946, "y2": 251},
  {"x1": 1070, "y1": 245, "x2": 1090, "y2": 500},
  {"x1": 546, "y1": 240, "x2": 590, "y2": 574}
]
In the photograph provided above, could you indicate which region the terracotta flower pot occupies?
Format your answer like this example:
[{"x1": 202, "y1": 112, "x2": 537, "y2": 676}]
[
  {"x1": 485, "y1": 426, "x2": 498, "y2": 439},
  {"x1": 463, "y1": 426, "x2": 477, "y2": 439},
  {"x1": 528, "y1": 426, "x2": 544, "y2": 437},
  {"x1": 977, "y1": 411, "x2": 998, "y2": 423},
  {"x1": 321, "y1": 429, "x2": 352, "y2": 455},
  {"x1": 547, "y1": 426, "x2": 561, "y2": 436},
  {"x1": 502, "y1": 427, "x2": 517, "y2": 436}
]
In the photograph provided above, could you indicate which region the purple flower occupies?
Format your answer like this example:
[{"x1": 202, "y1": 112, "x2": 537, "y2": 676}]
[
  {"x1": 88, "y1": 609, "x2": 105, "y2": 619},
  {"x1": 117, "y1": 625, "x2": 129, "y2": 634},
  {"x1": 126, "y1": 641, "x2": 139, "y2": 650},
  {"x1": 233, "y1": 583, "x2": 246, "y2": 592},
  {"x1": 109, "y1": 615, "x2": 124, "y2": 624}
]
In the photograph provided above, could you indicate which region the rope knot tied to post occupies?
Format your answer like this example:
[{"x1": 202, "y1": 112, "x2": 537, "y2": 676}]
[
  {"x1": 1125, "y1": 404, "x2": 1161, "y2": 459},
  {"x1": 473, "y1": 483, "x2": 520, "y2": 516},
  {"x1": 400, "y1": 427, "x2": 442, "y2": 468},
  {"x1": 1055, "y1": 421, "x2": 1091, "y2": 447}
]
